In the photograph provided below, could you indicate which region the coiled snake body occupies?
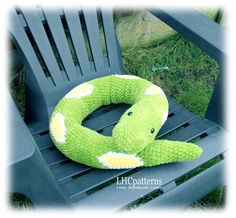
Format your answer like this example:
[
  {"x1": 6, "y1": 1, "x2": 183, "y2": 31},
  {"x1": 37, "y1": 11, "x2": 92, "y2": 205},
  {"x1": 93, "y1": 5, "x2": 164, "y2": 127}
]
[{"x1": 49, "y1": 75, "x2": 202, "y2": 169}]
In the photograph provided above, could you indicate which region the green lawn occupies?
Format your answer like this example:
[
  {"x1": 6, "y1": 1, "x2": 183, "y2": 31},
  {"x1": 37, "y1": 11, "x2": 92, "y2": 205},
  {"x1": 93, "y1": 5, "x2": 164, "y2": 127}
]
[{"x1": 122, "y1": 33, "x2": 219, "y2": 118}]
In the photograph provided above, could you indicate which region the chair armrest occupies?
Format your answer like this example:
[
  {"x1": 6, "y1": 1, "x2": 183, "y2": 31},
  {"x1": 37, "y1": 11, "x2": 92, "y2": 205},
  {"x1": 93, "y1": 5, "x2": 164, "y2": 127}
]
[
  {"x1": 148, "y1": 8, "x2": 226, "y2": 64},
  {"x1": 9, "y1": 96, "x2": 36, "y2": 165},
  {"x1": 148, "y1": 9, "x2": 226, "y2": 127}
]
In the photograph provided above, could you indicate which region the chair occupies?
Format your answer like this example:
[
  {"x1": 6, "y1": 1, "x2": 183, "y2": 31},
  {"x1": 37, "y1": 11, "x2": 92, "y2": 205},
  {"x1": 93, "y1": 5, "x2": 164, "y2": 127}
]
[{"x1": 9, "y1": 7, "x2": 226, "y2": 209}]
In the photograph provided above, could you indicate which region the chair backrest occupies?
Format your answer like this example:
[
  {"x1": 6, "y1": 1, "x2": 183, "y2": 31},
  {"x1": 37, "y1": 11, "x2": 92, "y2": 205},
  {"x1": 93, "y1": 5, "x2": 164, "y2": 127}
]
[{"x1": 9, "y1": 7, "x2": 124, "y2": 124}]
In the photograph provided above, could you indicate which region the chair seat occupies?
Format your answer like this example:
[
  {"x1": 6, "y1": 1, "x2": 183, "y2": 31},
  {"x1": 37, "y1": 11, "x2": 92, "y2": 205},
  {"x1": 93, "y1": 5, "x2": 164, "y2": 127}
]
[{"x1": 30, "y1": 97, "x2": 225, "y2": 208}]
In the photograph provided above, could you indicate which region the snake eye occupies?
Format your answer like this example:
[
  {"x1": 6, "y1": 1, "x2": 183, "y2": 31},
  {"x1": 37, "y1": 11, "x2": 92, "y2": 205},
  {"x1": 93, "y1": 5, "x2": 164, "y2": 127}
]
[
  {"x1": 127, "y1": 112, "x2": 133, "y2": 116},
  {"x1": 150, "y1": 128, "x2": 155, "y2": 134}
]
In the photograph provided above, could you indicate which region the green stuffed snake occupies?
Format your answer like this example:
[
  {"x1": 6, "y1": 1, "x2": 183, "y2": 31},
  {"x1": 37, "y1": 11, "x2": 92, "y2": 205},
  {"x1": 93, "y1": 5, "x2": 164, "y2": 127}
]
[{"x1": 49, "y1": 75, "x2": 203, "y2": 169}]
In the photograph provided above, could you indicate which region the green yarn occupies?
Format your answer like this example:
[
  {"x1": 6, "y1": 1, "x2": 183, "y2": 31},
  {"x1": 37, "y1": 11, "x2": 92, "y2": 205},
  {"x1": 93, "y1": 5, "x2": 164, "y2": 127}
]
[{"x1": 49, "y1": 75, "x2": 203, "y2": 169}]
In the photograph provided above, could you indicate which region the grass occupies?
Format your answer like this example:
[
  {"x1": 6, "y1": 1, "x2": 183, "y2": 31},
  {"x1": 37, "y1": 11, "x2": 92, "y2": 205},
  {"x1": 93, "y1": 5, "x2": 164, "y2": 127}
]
[
  {"x1": 8, "y1": 64, "x2": 25, "y2": 118},
  {"x1": 9, "y1": 193, "x2": 33, "y2": 209},
  {"x1": 192, "y1": 187, "x2": 225, "y2": 208},
  {"x1": 122, "y1": 33, "x2": 219, "y2": 118},
  {"x1": 9, "y1": 11, "x2": 224, "y2": 209}
]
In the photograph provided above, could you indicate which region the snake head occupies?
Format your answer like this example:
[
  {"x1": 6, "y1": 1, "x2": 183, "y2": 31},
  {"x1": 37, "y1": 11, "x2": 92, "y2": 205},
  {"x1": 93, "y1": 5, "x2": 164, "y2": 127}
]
[{"x1": 112, "y1": 98, "x2": 168, "y2": 154}]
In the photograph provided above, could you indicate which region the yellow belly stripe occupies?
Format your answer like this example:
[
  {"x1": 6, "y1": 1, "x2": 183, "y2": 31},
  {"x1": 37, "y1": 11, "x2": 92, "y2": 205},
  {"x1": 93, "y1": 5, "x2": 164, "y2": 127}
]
[
  {"x1": 50, "y1": 113, "x2": 67, "y2": 144},
  {"x1": 98, "y1": 151, "x2": 144, "y2": 169},
  {"x1": 65, "y1": 83, "x2": 94, "y2": 98}
]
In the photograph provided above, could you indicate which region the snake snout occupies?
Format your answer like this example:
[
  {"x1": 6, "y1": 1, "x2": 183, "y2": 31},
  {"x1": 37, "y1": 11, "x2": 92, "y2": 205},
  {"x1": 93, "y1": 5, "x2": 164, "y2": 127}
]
[{"x1": 112, "y1": 104, "x2": 158, "y2": 154}]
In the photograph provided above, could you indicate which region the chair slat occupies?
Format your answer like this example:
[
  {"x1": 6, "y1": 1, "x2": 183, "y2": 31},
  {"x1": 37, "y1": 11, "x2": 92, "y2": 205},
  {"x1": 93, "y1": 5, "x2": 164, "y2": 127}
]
[
  {"x1": 51, "y1": 162, "x2": 90, "y2": 182},
  {"x1": 167, "y1": 97, "x2": 183, "y2": 113},
  {"x1": 165, "y1": 119, "x2": 215, "y2": 141},
  {"x1": 101, "y1": 10, "x2": 121, "y2": 72},
  {"x1": 157, "y1": 107, "x2": 197, "y2": 138},
  {"x1": 72, "y1": 129, "x2": 225, "y2": 208},
  {"x1": 83, "y1": 9, "x2": 106, "y2": 73},
  {"x1": 42, "y1": 149, "x2": 68, "y2": 166},
  {"x1": 43, "y1": 9, "x2": 78, "y2": 81},
  {"x1": 83, "y1": 104, "x2": 130, "y2": 130},
  {"x1": 34, "y1": 134, "x2": 53, "y2": 151},
  {"x1": 9, "y1": 10, "x2": 50, "y2": 90},
  {"x1": 137, "y1": 159, "x2": 225, "y2": 209},
  {"x1": 64, "y1": 9, "x2": 91, "y2": 75},
  {"x1": 22, "y1": 9, "x2": 64, "y2": 85},
  {"x1": 60, "y1": 169, "x2": 129, "y2": 198}
]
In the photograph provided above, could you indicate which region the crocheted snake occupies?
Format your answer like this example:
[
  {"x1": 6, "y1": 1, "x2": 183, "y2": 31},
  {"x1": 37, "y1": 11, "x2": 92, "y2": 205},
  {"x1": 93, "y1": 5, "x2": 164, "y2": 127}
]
[{"x1": 49, "y1": 75, "x2": 203, "y2": 169}]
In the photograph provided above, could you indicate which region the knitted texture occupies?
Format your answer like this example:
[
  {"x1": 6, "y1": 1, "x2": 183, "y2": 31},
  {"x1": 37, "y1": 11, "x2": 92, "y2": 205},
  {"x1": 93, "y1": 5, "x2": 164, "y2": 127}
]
[{"x1": 49, "y1": 75, "x2": 203, "y2": 169}]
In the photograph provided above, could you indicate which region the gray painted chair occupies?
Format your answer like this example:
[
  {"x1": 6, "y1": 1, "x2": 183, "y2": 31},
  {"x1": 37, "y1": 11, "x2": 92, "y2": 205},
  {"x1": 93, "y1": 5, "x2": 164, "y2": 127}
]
[{"x1": 9, "y1": 7, "x2": 226, "y2": 209}]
